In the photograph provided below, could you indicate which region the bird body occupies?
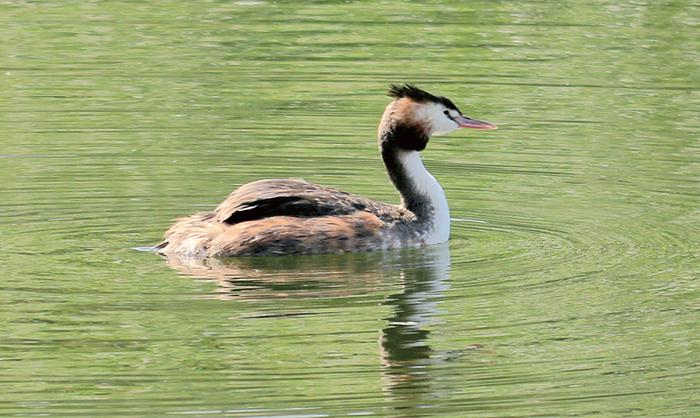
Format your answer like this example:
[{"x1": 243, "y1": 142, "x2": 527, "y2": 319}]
[{"x1": 157, "y1": 85, "x2": 496, "y2": 257}]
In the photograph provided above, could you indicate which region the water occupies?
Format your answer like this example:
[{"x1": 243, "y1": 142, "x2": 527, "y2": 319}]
[{"x1": 1, "y1": 1, "x2": 698, "y2": 416}]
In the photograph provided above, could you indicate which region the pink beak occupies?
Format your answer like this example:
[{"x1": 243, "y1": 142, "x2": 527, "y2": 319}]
[{"x1": 454, "y1": 115, "x2": 498, "y2": 130}]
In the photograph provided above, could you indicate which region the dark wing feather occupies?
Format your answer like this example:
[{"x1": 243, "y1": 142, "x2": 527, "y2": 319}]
[{"x1": 215, "y1": 178, "x2": 412, "y2": 224}]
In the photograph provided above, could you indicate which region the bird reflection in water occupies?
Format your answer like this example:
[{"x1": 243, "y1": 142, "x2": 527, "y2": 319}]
[
  {"x1": 162, "y1": 243, "x2": 475, "y2": 403},
  {"x1": 162, "y1": 248, "x2": 406, "y2": 300},
  {"x1": 378, "y1": 243, "x2": 452, "y2": 404}
]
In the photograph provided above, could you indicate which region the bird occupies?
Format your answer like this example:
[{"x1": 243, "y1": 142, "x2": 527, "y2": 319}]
[{"x1": 156, "y1": 84, "x2": 496, "y2": 257}]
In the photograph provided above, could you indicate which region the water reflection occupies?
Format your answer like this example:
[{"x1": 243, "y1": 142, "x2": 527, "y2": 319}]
[
  {"x1": 163, "y1": 244, "x2": 452, "y2": 403},
  {"x1": 378, "y1": 244, "x2": 450, "y2": 405},
  {"x1": 162, "y1": 244, "x2": 452, "y2": 301},
  {"x1": 163, "y1": 249, "x2": 394, "y2": 300}
]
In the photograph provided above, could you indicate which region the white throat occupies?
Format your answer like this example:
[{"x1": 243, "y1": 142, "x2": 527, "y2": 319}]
[{"x1": 397, "y1": 151, "x2": 450, "y2": 244}]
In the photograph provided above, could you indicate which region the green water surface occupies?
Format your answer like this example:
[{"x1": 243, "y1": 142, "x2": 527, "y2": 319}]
[{"x1": 1, "y1": 1, "x2": 698, "y2": 416}]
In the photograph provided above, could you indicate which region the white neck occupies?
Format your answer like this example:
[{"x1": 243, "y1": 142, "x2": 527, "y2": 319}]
[{"x1": 397, "y1": 151, "x2": 450, "y2": 244}]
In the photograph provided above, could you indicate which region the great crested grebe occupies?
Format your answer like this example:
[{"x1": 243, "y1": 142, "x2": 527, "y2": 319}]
[{"x1": 157, "y1": 84, "x2": 496, "y2": 257}]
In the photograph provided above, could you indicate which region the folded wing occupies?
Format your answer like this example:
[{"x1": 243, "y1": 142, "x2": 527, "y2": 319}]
[{"x1": 215, "y1": 178, "x2": 411, "y2": 224}]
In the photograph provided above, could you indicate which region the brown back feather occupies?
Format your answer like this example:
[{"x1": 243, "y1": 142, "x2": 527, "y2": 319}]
[{"x1": 214, "y1": 178, "x2": 412, "y2": 224}]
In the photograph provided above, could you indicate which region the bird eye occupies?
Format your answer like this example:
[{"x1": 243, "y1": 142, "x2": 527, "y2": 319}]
[{"x1": 443, "y1": 110, "x2": 450, "y2": 116}]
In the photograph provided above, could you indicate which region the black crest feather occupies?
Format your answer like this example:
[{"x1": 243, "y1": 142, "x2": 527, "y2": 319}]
[{"x1": 387, "y1": 84, "x2": 459, "y2": 111}]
